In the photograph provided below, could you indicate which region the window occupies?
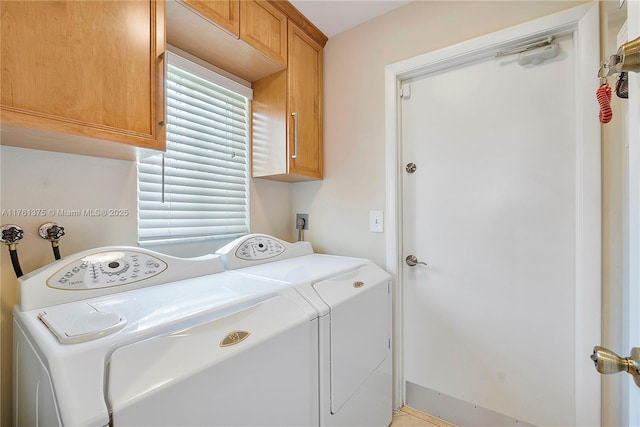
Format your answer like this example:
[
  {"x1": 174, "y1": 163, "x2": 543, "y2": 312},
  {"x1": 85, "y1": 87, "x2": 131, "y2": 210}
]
[{"x1": 138, "y1": 51, "x2": 251, "y2": 245}]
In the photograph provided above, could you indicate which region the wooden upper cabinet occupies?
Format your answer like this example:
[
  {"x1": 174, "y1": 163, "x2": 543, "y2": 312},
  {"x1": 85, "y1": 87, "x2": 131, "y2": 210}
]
[
  {"x1": 287, "y1": 23, "x2": 322, "y2": 179},
  {"x1": 167, "y1": 0, "x2": 285, "y2": 82},
  {"x1": 181, "y1": 0, "x2": 239, "y2": 37},
  {"x1": 251, "y1": 20, "x2": 322, "y2": 182},
  {"x1": 240, "y1": 1, "x2": 287, "y2": 67},
  {"x1": 0, "y1": 0, "x2": 166, "y2": 158}
]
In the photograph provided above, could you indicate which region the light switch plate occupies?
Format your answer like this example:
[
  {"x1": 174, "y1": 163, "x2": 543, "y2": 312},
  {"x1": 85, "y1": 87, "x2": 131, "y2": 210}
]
[{"x1": 369, "y1": 210, "x2": 383, "y2": 233}]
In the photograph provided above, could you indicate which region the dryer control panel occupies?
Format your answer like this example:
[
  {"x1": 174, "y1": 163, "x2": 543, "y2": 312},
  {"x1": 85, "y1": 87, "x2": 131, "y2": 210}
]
[
  {"x1": 216, "y1": 234, "x2": 314, "y2": 270},
  {"x1": 235, "y1": 236, "x2": 286, "y2": 261}
]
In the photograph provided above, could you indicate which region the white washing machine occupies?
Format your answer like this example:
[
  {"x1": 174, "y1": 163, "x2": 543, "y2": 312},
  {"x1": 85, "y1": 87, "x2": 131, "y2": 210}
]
[
  {"x1": 13, "y1": 246, "x2": 319, "y2": 427},
  {"x1": 216, "y1": 234, "x2": 393, "y2": 427}
]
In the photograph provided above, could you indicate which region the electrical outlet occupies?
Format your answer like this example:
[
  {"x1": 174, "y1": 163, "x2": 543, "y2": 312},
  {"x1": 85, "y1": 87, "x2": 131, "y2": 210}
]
[
  {"x1": 296, "y1": 214, "x2": 309, "y2": 230},
  {"x1": 369, "y1": 210, "x2": 383, "y2": 233}
]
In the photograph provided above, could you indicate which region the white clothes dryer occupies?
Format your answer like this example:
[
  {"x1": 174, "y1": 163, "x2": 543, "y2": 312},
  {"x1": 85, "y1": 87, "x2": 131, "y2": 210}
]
[
  {"x1": 13, "y1": 246, "x2": 319, "y2": 427},
  {"x1": 216, "y1": 234, "x2": 393, "y2": 427}
]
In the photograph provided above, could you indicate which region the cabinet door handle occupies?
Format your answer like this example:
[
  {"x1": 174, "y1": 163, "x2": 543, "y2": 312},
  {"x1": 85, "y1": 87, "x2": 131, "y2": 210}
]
[
  {"x1": 159, "y1": 51, "x2": 167, "y2": 126},
  {"x1": 291, "y1": 112, "x2": 298, "y2": 159}
]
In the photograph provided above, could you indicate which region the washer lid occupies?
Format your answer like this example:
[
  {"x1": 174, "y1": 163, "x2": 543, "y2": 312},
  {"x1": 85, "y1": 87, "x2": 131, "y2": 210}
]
[
  {"x1": 39, "y1": 303, "x2": 126, "y2": 344},
  {"x1": 107, "y1": 293, "x2": 315, "y2": 426}
]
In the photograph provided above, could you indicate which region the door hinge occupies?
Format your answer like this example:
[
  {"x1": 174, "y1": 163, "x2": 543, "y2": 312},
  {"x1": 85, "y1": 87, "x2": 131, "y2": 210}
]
[{"x1": 400, "y1": 83, "x2": 411, "y2": 99}]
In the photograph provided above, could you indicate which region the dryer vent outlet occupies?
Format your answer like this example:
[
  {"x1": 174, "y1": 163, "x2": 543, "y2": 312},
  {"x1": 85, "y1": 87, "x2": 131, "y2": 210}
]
[{"x1": 296, "y1": 214, "x2": 309, "y2": 230}]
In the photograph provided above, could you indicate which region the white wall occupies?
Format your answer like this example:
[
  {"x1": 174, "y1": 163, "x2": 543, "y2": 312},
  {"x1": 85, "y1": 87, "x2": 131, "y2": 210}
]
[
  {"x1": 0, "y1": 145, "x2": 292, "y2": 425},
  {"x1": 293, "y1": 0, "x2": 590, "y2": 269}
]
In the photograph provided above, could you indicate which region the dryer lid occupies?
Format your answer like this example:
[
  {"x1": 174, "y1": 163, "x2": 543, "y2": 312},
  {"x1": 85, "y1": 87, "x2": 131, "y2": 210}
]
[{"x1": 232, "y1": 254, "x2": 369, "y2": 284}]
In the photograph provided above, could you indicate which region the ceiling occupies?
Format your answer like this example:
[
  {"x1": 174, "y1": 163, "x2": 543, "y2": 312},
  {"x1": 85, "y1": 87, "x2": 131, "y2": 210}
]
[{"x1": 289, "y1": 0, "x2": 412, "y2": 39}]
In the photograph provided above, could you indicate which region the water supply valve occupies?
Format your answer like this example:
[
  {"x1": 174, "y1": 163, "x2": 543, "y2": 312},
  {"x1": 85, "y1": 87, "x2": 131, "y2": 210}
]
[
  {"x1": 39, "y1": 222, "x2": 65, "y2": 241},
  {"x1": 1, "y1": 224, "x2": 25, "y2": 277},
  {"x1": 591, "y1": 346, "x2": 640, "y2": 387},
  {"x1": 1, "y1": 224, "x2": 24, "y2": 247}
]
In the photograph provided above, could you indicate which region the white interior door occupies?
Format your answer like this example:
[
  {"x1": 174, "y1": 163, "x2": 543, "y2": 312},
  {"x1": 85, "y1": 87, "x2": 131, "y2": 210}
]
[{"x1": 398, "y1": 12, "x2": 600, "y2": 426}]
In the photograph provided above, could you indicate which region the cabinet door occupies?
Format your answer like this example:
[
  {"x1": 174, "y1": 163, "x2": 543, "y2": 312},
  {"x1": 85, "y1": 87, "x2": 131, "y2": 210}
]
[
  {"x1": 288, "y1": 23, "x2": 323, "y2": 179},
  {"x1": 240, "y1": 0, "x2": 287, "y2": 67},
  {"x1": 181, "y1": 0, "x2": 239, "y2": 37},
  {"x1": 1, "y1": 0, "x2": 165, "y2": 152}
]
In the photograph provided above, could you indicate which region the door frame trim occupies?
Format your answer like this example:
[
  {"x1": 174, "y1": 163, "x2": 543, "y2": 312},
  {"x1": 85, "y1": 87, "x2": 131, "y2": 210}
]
[
  {"x1": 384, "y1": 3, "x2": 601, "y2": 424},
  {"x1": 625, "y1": 3, "x2": 640, "y2": 425}
]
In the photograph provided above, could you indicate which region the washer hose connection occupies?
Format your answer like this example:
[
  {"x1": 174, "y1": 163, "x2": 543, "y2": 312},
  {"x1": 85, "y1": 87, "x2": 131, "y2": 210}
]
[
  {"x1": 39, "y1": 222, "x2": 65, "y2": 260},
  {"x1": 1, "y1": 225, "x2": 25, "y2": 278}
]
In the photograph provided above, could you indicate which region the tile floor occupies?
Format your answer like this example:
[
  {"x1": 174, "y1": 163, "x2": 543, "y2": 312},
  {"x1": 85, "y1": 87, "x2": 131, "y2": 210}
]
[{"x1": 390, "y1": 407, "x2": 456, "y2": 427}]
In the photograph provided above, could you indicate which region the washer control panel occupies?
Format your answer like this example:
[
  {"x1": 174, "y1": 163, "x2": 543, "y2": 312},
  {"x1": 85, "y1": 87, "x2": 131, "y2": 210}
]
[
  {"x1": 235, "y1": 236, "x2": 286, "y2": 261},
  {"x1": 47, "y1": 250, "x2": 168, "y2": 290}
]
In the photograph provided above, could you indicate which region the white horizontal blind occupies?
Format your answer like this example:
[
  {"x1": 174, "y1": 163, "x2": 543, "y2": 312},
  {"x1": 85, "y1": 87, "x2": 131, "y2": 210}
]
[{"x1": 138, "y1": 53, "x2": 250, "y2": 245}]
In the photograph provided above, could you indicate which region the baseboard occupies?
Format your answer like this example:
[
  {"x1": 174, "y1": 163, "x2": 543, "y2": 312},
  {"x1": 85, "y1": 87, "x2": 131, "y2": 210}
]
[{"x1": 405, "y1": 382, "x2": 536, "y2": 427}]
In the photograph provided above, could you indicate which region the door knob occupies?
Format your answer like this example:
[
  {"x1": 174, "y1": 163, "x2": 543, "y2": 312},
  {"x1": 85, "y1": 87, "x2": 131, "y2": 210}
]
[
  {"x1": 405, "y1": 255, "x2": 427, "y2": 267},
  {"x1": 590, "y1": 346, "x2": 640, "y2": 387}
]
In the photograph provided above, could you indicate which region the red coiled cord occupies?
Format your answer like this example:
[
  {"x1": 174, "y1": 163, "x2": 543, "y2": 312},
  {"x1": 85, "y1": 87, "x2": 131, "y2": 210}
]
[{"x1": 597, "y1": 83, "x2": 612, "y2": 124}]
